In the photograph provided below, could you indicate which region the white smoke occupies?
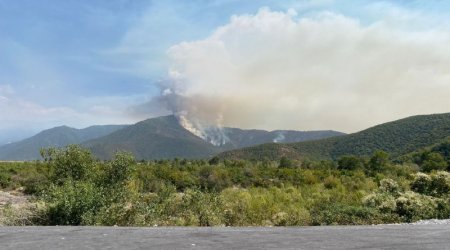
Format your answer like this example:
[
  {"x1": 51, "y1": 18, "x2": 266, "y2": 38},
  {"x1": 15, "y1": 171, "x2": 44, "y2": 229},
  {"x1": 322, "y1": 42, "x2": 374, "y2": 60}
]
[
  {"x1": 161, "y1": 7, "x2": 450, "y2": 134},
  {"x1": 273, "y1": 132, "x2": 286, "y2": 143},
  {"x1": 176, "y1": 111, "x2": 229, "y2": 146},
  {"x1": 129, "y1": 5, "x2": 450, "y2": 144}
]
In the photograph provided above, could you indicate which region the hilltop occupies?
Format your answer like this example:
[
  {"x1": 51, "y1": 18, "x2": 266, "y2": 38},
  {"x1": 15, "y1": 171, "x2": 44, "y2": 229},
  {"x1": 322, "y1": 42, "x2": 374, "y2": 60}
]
[{"x1": 218, "y1": 113, "x2": 450, "y2": 161}]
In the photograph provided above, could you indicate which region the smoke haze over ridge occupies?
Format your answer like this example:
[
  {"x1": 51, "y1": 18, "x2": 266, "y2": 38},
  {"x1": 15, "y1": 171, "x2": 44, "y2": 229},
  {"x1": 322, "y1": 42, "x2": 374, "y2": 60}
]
[
  {"x1": 131, "y1": 7, "x2": 450, "y2": 134},
  {"x1": 3, "y1": 1, "x2": 450, "y2": 139}
]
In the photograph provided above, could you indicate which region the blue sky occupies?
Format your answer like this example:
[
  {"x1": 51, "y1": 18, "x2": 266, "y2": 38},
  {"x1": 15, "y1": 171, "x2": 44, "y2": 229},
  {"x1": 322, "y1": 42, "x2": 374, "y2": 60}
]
[{"x1": 1, "y1": 0, "x2": 450, "y2": 143}]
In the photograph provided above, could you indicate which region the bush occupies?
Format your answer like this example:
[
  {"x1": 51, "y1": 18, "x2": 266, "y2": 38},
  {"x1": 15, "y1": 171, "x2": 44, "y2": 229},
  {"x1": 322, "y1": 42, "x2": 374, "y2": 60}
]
[
  {"x1": 102, "y1": 152, "x2": 135, "y2": 186},
  {"x1": 279, "y1": 157, "x2": 294, "y2": 168},
  {"x1": 429, "y1": 171, "x2": 450, "y2": 197},
  {"x1": 411, "y1": 171, "x2": 450, "y2": 197},
  {"x1": 323, "y1": 176, "x2": 340, "y2": 189},
  {"x1": 41, "y1": 145, "x2": 95, "y2": 184},
  {"x1": 311, "y1": 203, "x2": 386, "y2": 225},
  {"x1": 180, "y1": 188, "x2": 223, "y2": 226},
  {"x1": 420, "y1": 152, "x2": 447, "y2": 172},
  {"x1": 43, "y1": 180, "x2": 106, "y2": 225},
  {"x1": 395, "y1": 191, "x2": 438, "y2": 222},
  {"x1": 363, "y1": 193, "x2": 396, "y2": 213},
  {"x1": 411, "y1": 173, "x2": 432, "y2": 195},
  {"x1": 378, "y1": 178, "x2": 401, "y2": 196}
]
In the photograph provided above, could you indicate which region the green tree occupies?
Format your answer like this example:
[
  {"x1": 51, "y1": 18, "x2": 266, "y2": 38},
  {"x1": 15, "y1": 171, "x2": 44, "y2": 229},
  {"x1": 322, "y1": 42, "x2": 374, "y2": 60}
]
[
  {"x1": 337, "y1": 155, "x2": 363, "y2": 170},
  {"x1": 103, "y1": 152, "x2": 135, "y2": 186},
  {"x1": 41, "y1": 145, "x2": 95, "y2": 184},
  {"x1": 279, "y1": 156, "x2": 294, "y2": 168},
  {"x1": 44, "y1": 180, "x2": 105, "y2": 225},
  {"x1": 369, "y1": 151, "x2": 389, "y2": 172},
  {"x1": 208, "y1": 156, "x2": 220, "y2": 165},
  {"x1": 420, "y1": 152, "x2": 447, "y2": 172}
]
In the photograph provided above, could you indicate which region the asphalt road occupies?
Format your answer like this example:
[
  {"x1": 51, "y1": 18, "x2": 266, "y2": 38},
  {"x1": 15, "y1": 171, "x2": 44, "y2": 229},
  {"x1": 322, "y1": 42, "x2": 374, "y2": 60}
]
[{"x1": 1, "y1": 225, "x2": 449, "y2": 250}]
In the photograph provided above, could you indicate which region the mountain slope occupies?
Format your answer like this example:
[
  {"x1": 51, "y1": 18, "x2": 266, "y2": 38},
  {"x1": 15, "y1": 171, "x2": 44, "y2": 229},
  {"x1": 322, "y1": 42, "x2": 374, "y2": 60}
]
[
  {"x1": 84, "y1": 115, "x2": 221, "y2": 160},
  {"x1": 0, "y1": 125, "x2": 126, "y2": 161},
  {"x1": 0, "y1": 115, "x2": 344, "y2": 161},
  {"x1": 219, "y1": 113, "x2": 450, "y2": 161},
  {"x1": 219, "y1": 128, "x2": 344, "y2": 150},
  {"x1": 84, "y1": 115, "x2": 344, "y2": 160}
]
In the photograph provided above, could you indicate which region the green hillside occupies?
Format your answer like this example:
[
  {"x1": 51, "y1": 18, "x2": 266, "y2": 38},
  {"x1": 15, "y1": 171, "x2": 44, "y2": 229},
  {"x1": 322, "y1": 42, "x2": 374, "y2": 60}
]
[
  {"x1": 84, "y1": 115, "x2": 221, "y2": 160},
  {"x1": 219, "y1": 113, "x2": 450, "y2": 161},
  {"x1": 83, "y1": 115, "x2": 344, "y2": 160},
  {"x1": 0, "y1": 115, "x2": 343, "y2": 161}
]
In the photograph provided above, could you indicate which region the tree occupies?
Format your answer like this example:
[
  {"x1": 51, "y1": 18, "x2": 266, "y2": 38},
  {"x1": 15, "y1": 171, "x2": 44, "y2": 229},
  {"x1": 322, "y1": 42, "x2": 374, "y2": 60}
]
[
  {"x1": 368, "y1": 151, "x2": 389, "y2": 172},
  {"x1": 420, "y1": 152, "x2": 447, "y2": 172},
  {"x1": 279, "y1": 156, "x2": 294, "y2": 168},
  {"x1": 208, "y1": 156, "x2": 220, "y2": 165},
  {"x1": 337, "y1": 155, "x2": 363, "y2": 170},
  {"x1": 41, "y1": 145, "x2": 95, "y2": 184},
  {"x1": 104, "y1": 152, "x2": 135, "y2": 186}
]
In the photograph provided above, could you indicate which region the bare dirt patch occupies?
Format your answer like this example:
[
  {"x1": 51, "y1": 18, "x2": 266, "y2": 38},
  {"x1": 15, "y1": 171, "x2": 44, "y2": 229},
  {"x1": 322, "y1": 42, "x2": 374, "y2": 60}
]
[{"x1": 0, "y1": 190, "x2": 29, "y2": 207}]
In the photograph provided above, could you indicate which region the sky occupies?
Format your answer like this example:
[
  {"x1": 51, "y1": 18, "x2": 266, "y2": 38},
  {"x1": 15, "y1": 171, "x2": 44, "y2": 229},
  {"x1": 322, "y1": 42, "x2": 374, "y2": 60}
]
[{"x1": 1, "y1": 0, "x2": 450, "y2": 143}]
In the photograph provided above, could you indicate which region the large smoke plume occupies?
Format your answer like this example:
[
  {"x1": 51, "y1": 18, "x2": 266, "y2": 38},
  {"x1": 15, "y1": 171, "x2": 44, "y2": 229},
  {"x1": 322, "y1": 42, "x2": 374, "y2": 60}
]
[{"x1": 130, "y1": 7, "x2": 450, "y2": 141}]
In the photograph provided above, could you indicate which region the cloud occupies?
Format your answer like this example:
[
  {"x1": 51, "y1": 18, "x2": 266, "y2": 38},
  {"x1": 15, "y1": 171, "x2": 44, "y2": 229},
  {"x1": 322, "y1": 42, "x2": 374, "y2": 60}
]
[
  {"x1": 0, "y1": 84, "x2": 137, "y2": 132},
  {"x1": 160, "y1": 7, "x2": 450, "y2": 133}
]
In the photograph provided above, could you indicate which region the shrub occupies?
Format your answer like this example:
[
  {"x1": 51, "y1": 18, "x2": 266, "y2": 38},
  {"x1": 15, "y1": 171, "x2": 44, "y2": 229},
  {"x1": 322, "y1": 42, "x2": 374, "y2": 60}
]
[
  {"x1": 0, "y1": 172, "x2": 11, "y2": 189},
  {"x1": 279, "y1": 157, "x2": 294, "y2": 168},
  {"x1": 102, "y1": 152, "x2": 135, "y2": 186},
  {"x1": 41, "y1": 145, "x2": 95, "y2": 184},
  {"x1": 429, "y1": 171, "x2": 450, "y2": 197},
  {"x1": 378, "y1": 178, "x2": 400, "y2": 196},
  {"x1": 420, "y1": 152, "x2": 447, "y2": 172},
  {"x1": 323, "y1": 176, "x2": 340, "y2": 189},
  {"x1": 180, "y1": 188, "x2": 223, "y2": 226},
  {"x1": 410, "y1": 173, "x2": 432, "y2": 195},
  {"x1": 363, "y1": 193, "x2": 396, "y2": 213},
  {"x1": 310, "y1": 203, "x2": 385, "y2": 225},
  {"x1": 43, "y1": 180, "x2": 106, "y2": 225},
  {"x1": 411, "y1": 171, "x2": 450, "y2": 197},
  {"x1": 395, "y1": 191, "x2": 438, "y2": 222}
]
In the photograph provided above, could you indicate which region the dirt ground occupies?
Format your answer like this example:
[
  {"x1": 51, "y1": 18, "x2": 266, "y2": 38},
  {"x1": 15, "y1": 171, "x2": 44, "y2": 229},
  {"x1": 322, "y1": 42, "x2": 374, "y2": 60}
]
[
  {"x1": 0, "y1": 190, "x2": 29, "y2": 207},
  {"x1": 0, "y1": 189, "x2": 37, "y2": 226}
]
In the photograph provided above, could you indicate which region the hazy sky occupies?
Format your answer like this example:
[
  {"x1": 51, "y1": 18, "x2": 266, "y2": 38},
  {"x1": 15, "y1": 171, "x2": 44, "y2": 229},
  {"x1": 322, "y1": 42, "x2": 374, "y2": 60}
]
[{"x1": 1, "y1": 0, "x2": 450, "y2": 142}]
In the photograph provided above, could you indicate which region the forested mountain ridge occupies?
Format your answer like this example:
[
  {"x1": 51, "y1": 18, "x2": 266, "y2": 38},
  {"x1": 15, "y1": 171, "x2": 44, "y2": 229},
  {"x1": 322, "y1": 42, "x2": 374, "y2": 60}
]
[
  {"x1": 218, "y1": 113, "x2": 450, "y2": 161},
  {"x1": 83, "y1": 115, "x2": 221, "y2": 160},
  {"x1": 84, "y1": 115, "x2": 344, "y2": 160},
  {"x1": 0, "y1": 115, "x2": 343, "y2": 161}
]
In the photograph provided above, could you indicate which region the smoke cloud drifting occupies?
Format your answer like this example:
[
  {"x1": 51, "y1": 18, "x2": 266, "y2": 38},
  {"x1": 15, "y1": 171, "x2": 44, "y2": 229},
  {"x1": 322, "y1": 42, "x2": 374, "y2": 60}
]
[{"x1": 139, "y1": 7, "x2": 450, "y2": 133}]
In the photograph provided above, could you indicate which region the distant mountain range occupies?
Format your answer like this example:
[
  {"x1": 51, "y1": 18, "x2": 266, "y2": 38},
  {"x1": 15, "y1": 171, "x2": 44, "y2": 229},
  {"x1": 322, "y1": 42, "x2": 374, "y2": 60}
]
[
  {"x1": 218, "y1": 113, "x2": 450, "y2": 161},
  {"x1": 0, "y1": 125, "x2": 126, "y2": 161},
  {"x1": 0, "y1": 115, "x2": 344, "y2": 161}
]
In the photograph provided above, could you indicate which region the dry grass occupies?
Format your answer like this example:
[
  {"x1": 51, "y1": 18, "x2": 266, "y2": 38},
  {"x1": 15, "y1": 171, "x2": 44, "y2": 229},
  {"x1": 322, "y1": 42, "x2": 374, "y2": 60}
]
[{"x1": 0, "y1": 190, "x2": 42, "y2": 226}]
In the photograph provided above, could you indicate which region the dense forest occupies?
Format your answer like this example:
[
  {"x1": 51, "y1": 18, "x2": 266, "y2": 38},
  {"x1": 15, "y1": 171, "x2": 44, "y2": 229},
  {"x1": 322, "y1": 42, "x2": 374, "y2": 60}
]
[{"x1": 1, "y1": 143, "x2": 449, "y2": 226}]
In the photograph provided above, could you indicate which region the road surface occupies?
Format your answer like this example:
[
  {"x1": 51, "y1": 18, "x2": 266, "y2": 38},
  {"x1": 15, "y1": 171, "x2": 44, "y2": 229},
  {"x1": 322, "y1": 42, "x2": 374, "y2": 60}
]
[{"x1": 1, "y1": 225, "x2": 449, "y2": 249}]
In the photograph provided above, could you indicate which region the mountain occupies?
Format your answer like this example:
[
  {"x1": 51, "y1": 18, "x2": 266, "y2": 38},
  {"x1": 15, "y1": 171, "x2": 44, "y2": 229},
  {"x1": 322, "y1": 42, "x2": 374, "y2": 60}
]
[
  {"x1": 84, "y1": 115, "x2": 344, "y2": 160},
  {"x1": 0, "y1": 125, "x2": 127, "y2": 161},
  {"x1": 0, "y1": 115, "x2": 343, "y2": 161},
  {"x1": 84, "y1": 116, "x2": 221, "y2": 160},
  {"x1": 0, "y1": 128, "x2": 35, "y2": 146},
  {"x1": 217, "y1": 128, "x2": 344, "y2": 150},
  {"x1": 218, "y1": 113, "x2": 450, "y2": 161}
]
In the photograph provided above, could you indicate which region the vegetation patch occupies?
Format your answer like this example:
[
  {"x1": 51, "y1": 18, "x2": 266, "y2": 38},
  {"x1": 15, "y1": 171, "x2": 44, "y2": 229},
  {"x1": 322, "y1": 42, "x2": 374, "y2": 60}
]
[{"x1": 0, "y1": 145, "x2": 448, "y2": 226}]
